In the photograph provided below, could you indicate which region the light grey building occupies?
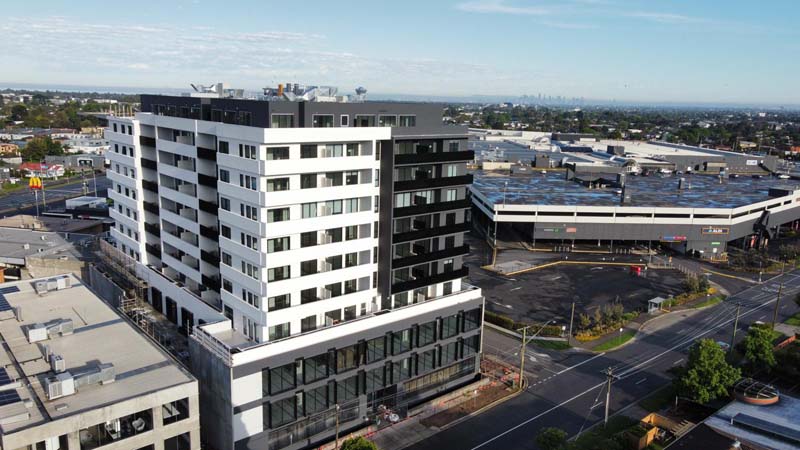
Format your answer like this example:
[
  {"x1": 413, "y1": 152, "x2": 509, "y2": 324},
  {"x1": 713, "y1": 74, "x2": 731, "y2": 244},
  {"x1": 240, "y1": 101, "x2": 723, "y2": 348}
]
[{"x1": 0, "y1": 274, "x2": 200, "y2": 450}]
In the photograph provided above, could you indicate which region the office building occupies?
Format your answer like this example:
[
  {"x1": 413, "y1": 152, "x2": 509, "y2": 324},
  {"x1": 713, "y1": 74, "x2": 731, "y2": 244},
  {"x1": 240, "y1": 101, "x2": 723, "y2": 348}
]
[{"x1": 105, "y1": 83, "x2": 484, "y2": 450}]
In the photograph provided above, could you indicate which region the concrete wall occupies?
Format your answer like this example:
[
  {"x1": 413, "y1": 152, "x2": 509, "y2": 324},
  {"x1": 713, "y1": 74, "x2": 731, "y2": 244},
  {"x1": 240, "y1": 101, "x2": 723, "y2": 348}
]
[{"x1": 86, "y1": 263, "x2": 128, "y2": 308}]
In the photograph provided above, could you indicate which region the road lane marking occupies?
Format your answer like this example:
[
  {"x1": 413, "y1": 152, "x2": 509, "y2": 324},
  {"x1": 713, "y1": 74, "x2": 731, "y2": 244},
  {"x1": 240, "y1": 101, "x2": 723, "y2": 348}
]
[
  {"x1": 672, "y1": 358, "x2": 683, "y2": 366},
  {"x1": 510, "y1": 287, "x2": 522, "y2": 292},
  {"x1": 556, "y1": 353, "x2": 606, "y2": 375},
  {"x1": 590, "y1": 401, "x2": 604, "y2": 410},
  {"x1": 636, "y1": 378, "x2": 647, "y2": 385}
]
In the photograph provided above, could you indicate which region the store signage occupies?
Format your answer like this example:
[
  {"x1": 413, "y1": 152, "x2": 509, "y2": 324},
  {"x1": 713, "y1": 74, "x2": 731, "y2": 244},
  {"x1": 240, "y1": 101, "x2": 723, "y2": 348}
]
[
  {"x1": 661, "y1": 235, "x2": 687, "y2": 242},
  {"x1": 702, "y1": 227, "x2": 730, "y2": 235}
]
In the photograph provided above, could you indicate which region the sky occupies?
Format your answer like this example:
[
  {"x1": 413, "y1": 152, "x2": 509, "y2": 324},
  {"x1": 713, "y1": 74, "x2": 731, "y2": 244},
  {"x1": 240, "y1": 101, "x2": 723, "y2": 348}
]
[{"x1": 1, "y1": 0, "x2": 798, "y2": 105}]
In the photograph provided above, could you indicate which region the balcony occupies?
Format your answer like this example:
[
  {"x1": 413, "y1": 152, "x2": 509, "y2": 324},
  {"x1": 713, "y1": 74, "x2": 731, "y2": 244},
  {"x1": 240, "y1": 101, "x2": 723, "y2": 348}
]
[
  {"x1": 393, "y1": 222, "x2": 470, "y2": 243},
  {"x1": 394, "y1": 199, "x2": 471, "y2": 218},
  {"x1": 394, "y1": 174, "x2": 473, "y2": 192},
  {"x1": 142, "y1": 180, "x2": 159, "y2": 193},
  {"x1": 197, "y1": 173, "x2": 217, "y2": 188},
  {"x1": 198, "y1": 199, "x2": 218, "y2": 214},
  {"x1": 140, "y1": 136, "x2": 156, "y2": 147},
  {"x1": 394, "y1": 150, "x2": 474, "y2": 166},
  {"x1": 146, "y1": 243, "x2": 162, "y2": 259},
  {"x1": 141, "y1": 158, "x2": 158, "y2": 170},
  {"x1": 201, "y1": 249, "x2": 219, "y2": 264},
  {"x1": 391, "y1": 266, "x2": 469, "y2": 294},
  {"x1": 197, "y1": 146, "x2": 216, "y2": 161},
  {"x1": 199, "y1": 224, "x2": 219, "y2": 241},
  {"x1": 143, "y1": 201, "x2": 160, "y2": 215},
  {"x1": 392, "y1": 244, "x2": 470, "y2": 269},
  {"x1": 144, "y1": 222, "x2": 161, "y2": 238},
  {"x1": 202, "y1": 274, "x2": 220, "y2": 292}
]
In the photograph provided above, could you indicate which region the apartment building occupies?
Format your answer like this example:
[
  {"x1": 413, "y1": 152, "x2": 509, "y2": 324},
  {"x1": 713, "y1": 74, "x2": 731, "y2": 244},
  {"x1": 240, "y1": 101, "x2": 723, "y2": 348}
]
[{"x1": 105, "y1": 84, "x2": 483, "y2": 450}]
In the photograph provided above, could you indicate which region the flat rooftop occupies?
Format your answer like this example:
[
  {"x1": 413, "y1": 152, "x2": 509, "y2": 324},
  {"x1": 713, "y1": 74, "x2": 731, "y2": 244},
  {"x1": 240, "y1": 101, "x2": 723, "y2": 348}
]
[
  {"x1": 0, "y1": 227, "x2": 94, "y2": 264},
  {"x1": 705, "y1": 395, "x2": 800, "y2": 450},
  {"x1": 0, "y1": 215, "x2": 103, "y2": 234},
  {"x1": 0, "y1": 274, "x2": 194, "y2": 434},
  {"x1": 472, "y1": 170, "x2": 800, "y2": 208}
]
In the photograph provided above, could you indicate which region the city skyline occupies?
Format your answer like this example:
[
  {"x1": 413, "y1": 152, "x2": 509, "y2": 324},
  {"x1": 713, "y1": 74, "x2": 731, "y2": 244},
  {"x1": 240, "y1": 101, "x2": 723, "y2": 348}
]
[{"x1": 1, "y1": 0, "x2": 799, "y2": 104}]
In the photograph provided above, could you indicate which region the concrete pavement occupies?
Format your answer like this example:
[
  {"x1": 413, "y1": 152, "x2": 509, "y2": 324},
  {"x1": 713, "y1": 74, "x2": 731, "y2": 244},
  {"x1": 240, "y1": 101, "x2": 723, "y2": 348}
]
[{"x1": 405, "y1": 270, "x2": 800, "y2": 450}]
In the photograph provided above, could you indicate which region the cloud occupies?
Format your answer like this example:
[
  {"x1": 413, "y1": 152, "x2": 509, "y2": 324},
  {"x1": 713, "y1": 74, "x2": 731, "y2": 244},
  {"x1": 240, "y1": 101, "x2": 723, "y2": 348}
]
[
  {"x1": 456, "y1": 0, "x2": 552, "y2": 16},
  {"x1": 624, "y1": 11, "x2": 708, "y2": 25}
]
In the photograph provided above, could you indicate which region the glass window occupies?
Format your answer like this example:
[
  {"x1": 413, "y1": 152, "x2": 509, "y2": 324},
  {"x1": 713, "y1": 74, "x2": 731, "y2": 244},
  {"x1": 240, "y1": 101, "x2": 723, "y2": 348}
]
[
  {"x1": 220, "y1": 197, "x2": 231, "y2": 211},
  {"x1": 378, "y1": 115, "x2": 397, "y2": 127},
  {"x1": 300, "y1": 232, "x2": 317, "y2": 247},
  {"x1": 392, "y1": 357, "x2": 412, "y2": 383},
  {"x1": 448, "y1": 141, "x2": 460, "y2": 152},
  {"x1": 219, "y1": 169, "x2": 230, "y2": 183},
  {"x1": 162, "y1": 398, "x2": 190, "y2": 425},
  {"x1": 266, "y1": 177, "x2": 289, "y2": 192},
  {"x1": 301, "y1": 315, "x2": 317, "y2": 332},
  {"x1": 420, "y1": 348, "x2": 437, "y2": 373},
  {"x1": 301, "y1": 174, "x2": 317, "y2": 189},
  {"x1": 267, "y1": 237, "x2": 290, "y2": 253},
  {"x1": 346, "y1": 143, "x2": 359, "y2": 156},
  {"x1": 345, "y1": 171, "x2": 359, "y2": 185},
  {"x1": 268, "y1": 322, "x2": 291, "y2": 341},
  {"x1": 463, "y1": 308, "x2": 481, "y2": 332},
  {"x1": 271, "y1": 114, "x2": 294, "y2": 128},
  {"x1": 312, "y1": 115, "x2": 334, "y2": 128},
  {"x1": 336, "y1": 375, "x2": 359, "y2": 403},
  {"x1": 301, "y1": 203, "x2": 317, "y2": 219},
  {"x1": 303, "y1": 354, "x2": 328, "y2": 384},
  {"x1": 164, "y1": 432, "x2": 191, "y2": 450},
  {"x1": 305, "y1": 385, "x2": 328, "y2": 415},
  {"x1": 267, "y1": 207, "x2": 289, "y2": 223},
  {"x1": 268, "y1": 294, "x2": 290, "y2": 312},
  {"x1": 464, "y1": 333, "x2": 480, "y2": 357},
  {"x1": 392, "y1": 328, "x2": 412, "y2": 355},
  {"x1": 301, "y1": 144, "x2": 317, "y2": 159},
  {"x1": 442, "y1": 341, "x2": 458, "y2": 365},
  {"x1": 441, "y1": 315, "x2": 459, "y2": 339},
  {"x1": 266, "y1": 147, "x2": 289, "y2": 160},
  {"x1": 340, "y1": 115, "x2": 349, "y2": 127},
  {"x1": 270, "y1": 397, "x2": 296, "y2": 428},
  {"x1": 336, "y1": 344, "x2": 359, "y2": 373},
  {"x1": 267, "y1": 265, "x2": 290, "y2": 282},
  {"x1": 354, "y1": 115, "x2": 375, "y2": 127},
  {"x1": 366, "y1": 336, "x2": 385, "y2": 364},
  {"x1": 418, "y1": 321, "x2": 437, "y2": 347},
  {"x1": 365, "y1": 366, "x2": 384, "y2": 393},
  {"x1": 399, "y1": 115, "x2": 416, "y2": 127}
]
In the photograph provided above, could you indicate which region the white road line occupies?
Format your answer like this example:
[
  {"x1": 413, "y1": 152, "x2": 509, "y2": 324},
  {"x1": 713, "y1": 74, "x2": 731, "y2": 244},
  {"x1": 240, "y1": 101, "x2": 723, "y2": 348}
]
[
  {"x1": 635, "y1": 378, "x2": 647, "y2": 385},
  {"x1": 672, "y1": 358, "x2": 684, "y2": 366},
  {"x1": 469, "y1": 380, "x2": 607, "y2": 450},
  {"x1": 510, "y1": 287, "x2": 522, "y2": 292},
  {"x1": 557, "y1": 353, "x2": 606, "y2": 375},
  {"x1": 590, "y1": 401, "x2": 604, "y2": 410}
]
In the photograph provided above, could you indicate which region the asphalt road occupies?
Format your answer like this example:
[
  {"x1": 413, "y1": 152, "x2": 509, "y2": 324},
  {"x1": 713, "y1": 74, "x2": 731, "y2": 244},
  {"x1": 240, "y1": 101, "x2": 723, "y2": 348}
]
[
  {"x1": 407, "y1": 270, "x2": 800, "y2": 450},
  {"x1": 0, "y1": 175, "x2": 110, "y2": 214}
]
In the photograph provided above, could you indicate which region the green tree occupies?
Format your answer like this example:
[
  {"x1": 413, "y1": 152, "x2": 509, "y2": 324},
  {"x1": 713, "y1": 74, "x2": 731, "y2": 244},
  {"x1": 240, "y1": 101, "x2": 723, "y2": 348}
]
[
  {"x1": 340, "y1": 436, "x2": 378, "y2": 450},
  {"x1": 10, "y1": 104, "x2": 28, "y2": 121},
  {"x1": 674, "y1": 339, "x2": 741, "y2": 404},
  {"x1": 741, "y1": 324, "x2": 776, "y2": 371},
  {"x1": 536, "y1": 427, "x2": 568, "y2": 450},
  {"x1": 21, "y1": 136, "x2": 64, "y2": 162}
]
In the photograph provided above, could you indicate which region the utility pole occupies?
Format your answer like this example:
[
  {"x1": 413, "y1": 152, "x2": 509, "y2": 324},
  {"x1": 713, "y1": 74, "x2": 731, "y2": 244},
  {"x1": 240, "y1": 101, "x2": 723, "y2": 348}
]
[
  {"x1": 604, "y1": 367, "x2": 613, "y2": 426},
  {"x1": 334, "y1": 404, "x2": 340, "y2": 449},
  {"x1": 730, "y1": 303, "x2": 741, "y2": 351},
  {"x1": 772, "y1": 282, "x2": 783, "y2": 329},
  {"x1": 518, "y1": 320, "x2": 554, "y2": 391},
  {"x1": 568, "y1": 302, "x2": 576, "y2": 343}
]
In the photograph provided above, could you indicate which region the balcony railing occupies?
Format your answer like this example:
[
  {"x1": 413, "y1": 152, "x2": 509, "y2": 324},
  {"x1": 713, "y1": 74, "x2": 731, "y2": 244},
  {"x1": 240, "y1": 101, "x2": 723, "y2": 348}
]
[
  {"x1": 201, "y1": 249, "x2": 219, "y2": 264},
  {"x1": 141, "y1": 158, "x2": 158, "y2": 170},
  {"x1": 394, "y1": 199, "x2": 471, "y2": 218},
  {"x1": 202, "y1": 274, "x2": 220, "y2": 292},
  {"x1": 197, "y1": 146, "x2": 217, "y2": 161},
  {"x1": 391, "y1": 266, "x2": 469, "y2": 294},
  {"x1": 393, "y1": 222, "x2": 470, "y2": 243},
  {"x1": 145, "y1": 243, "x2": 162, "y2": 259},
  {"x1": 392, "y1": 244, "x2": 470, "y2": 269},
  {"x1": 394, "y1": 150, "x2": 474, "y2": 165},
  {"x1": 394, "y1": 174, "x2": 473, "y2": 192},
  {"x1": 199, "y1": 224, "x2": 219, "y2": 241},
  {"x1": 144, "y1": 222, "x2": 161, "y2": 237},
  {"x1": 142, "y1": 180, "x2": 159, "y2": 193},
  {"x1": 198, "y1": 199, "x2": 218, "y2": 214},
  {"x1": 197, "y1": 173, "x2": 217, "y2": 188},
  {"x1": 143, "y1": 201, "x2": 159, "y2": 215}
]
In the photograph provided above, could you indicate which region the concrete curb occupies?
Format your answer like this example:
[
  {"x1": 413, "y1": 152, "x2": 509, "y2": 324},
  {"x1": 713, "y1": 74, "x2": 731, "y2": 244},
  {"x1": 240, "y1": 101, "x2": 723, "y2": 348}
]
[{"x1": 484, "y1": 322, "x2": 569, "y2": 343}]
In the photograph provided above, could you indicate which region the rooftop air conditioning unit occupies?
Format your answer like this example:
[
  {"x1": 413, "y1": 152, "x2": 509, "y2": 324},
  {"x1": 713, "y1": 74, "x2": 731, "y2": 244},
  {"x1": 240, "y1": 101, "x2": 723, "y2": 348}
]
[
  {"x1": 50, "y1": 354, "x2": 66, "y2": 373},
  {"x1": 26, "y1": 324, "x2": 48, "y2": 343},
  {"x1": 45, "y1": 372, "x2": 75, "y2": 400}
]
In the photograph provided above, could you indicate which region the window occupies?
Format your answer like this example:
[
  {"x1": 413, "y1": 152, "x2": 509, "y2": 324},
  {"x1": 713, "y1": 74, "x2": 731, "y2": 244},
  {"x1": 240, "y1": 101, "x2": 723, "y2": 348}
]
[
  {"x1": 242, "y1": 289, "x2": 259, "y2": 308},
  {"x1": 164, "y1": 432, "x2": 191, "y2": 450},
  {"x1": 219, "y1": 169, "x2": 230, "y2": 183},
  {"x1": 162, "y1": 398, "x2": 189, "y2": 425},
  {"x1": 365, "y1": 366, "x2": 384, "y2": 393},
  {"x1": 399, "y1": 115, "x2": 416, "y2": 127},
  {"x1": 420, "y1": 348, "x2": 436, "y2": 373},
  {"x1": 305, "y1": 385, "x2": 328, "y2": 415},
  {"x1": 269, "y1": 397, "x2": 296, "y2": 428},
  {"x1": 463, "y1": 308, "x2": 481, "y2": 331},
  {"x1": 301, "y1": 260, "x2": 317, "y2": 276},
  {"x1": 324, "y1": 144, "x2": 343, "y2": 157},
  {"x1": 267, "y1": 208, "x2": 289, "y2": 223},
  {"x1": 222, "y1": 278, "x2": 233, "y2": 293},
  {"x1": 379, "y1": 115, "x2": 397, "y2": 127},
  {"x1": 345, "y1": 198, "x2": 359, "y2": 214},
  {"x1": 221, "y1": 252, "x2": 232, "y2": 266},
  {"x1": 241, "y1": 203, "x2": 258, "y2": 220},
  {"x1": 345, "y1": 171, "x2": 359, "y2": 185},
  {"x1": 392, "y1": 328, "x2": 412, "y2": 355},
  {"x1": 366, "y1": 336, "x2": 385, "y2": 364},
  {"x1": 241, "y1": 261, "x2": 258, "y2": 279},
  {"x1": 325, "y1": 199, "x2": 343, "y2": 215},
  {"x1": 345, "y1": 225, "x2": 359, "y2": 241},
  {"x1": 346, "y1": 143, "x2": 359, "y2": 156},
  {"x1": 445, "y1": 189, "x2": 458, "y2": 202},
  {"x1": 312, "y1": 115, "x2": 334, "y2": 128},
  {"x1": 303, "y1": 354, "x2": 328, "y2": 383},
  {"x1": 220, "y1": 197, "x2": 231, "y2": 211},
  {"x1": 218, "y1": 140, "x2": 229, "y2": 154},
  {"x1": 354, "y1": 115, "x2": 375, "y2": 127},
  {"x1": 344, "y1": 305, "x2": 356, "y2": 320},
  {"x1": 418, "y1": 321, "x2": 437, "y2": 347},
  {"x1": 442, "y1": 341, "x2": 458, "y2": 364},
  {"x1": 300, "y1": 174, "x2": 317, "y2": 189},
  {"x1": 337, "y1": 375, "x2": 359, "y2": 403},
  {"x1": 301, "y1": 144, "x2": 317, "y2": 159},
  {"x1": 220, "y1": 225, "x2": 231, "y2": 239},
  {"x1": 301, "y1": 203, "x2": 317, "y2": 219},
  {"x1": 444, "y1": 164, "x2": 459, "y2": 177},
  {"x1": 441, "y1": 314, "x2": 459, "y2": 339},
  {"x1": 241, "y1": 232, "x2": 258, "y2": 250},
  {"x1": 300, "y1": 231, "x2": 317, "y2": 247},
  {"x1": 345, "y1": 253, "x2": 358, "y2": 268},
  {"x1": 301, "y1": 288, "x2": 318, "y2": 304},
  {"x1": 268, "y1": 322, "x2": 291, "y2": 341},
  {"x1": 392, "y1": 357, "x2": 412, "y2": 383},
  {"x1": 301, "y1": 315, "x2": 317, "y2": 333},
  {"x1": 266, "y1": 147, "x2": 289, "y2": 160},
  {"x1": 271, "y1": 114, "x2": 294, "y2": 128},
  {"x1": 268, "y1": 265, "x2": 290, "y2": 281},
  {"x1": 340, "y1": 115, "x2": 349, "y2": 127},
  {"x1": 267, "y1": 237, "x2": 289, "y2": 253},
  {"x1": 268, "y1": 294, "x2": 290, "y2": 312},
  {"x1": 240, "y1": 174, "x2": 258, "y2": 190},
  {"x1": 336, "y1": 344, "x2": 359, "y2": 373},
  {"x1": 448, "y1": 141, "x2": 460, "y2": 152},
  {"x1": 239, "y1": 143, "x2": 257, "y2": 159},
  {"x1": 464, "y1": 333, "x2": 480, "y2": 357},
  {"x1": 266, "y1": 177, "x2": 288, "y2": 192}
]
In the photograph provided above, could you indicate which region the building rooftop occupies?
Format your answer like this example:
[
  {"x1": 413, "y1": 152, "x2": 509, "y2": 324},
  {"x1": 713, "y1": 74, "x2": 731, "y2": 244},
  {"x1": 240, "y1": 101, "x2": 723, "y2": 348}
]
[
  {"x1": 0, "y1": 227, "x2": 94, "y2": 266},
  {"x1": 0, "y1": 274, "x2": 195, "y2": 434},
  {"x1": 471, "y1": 170, "x2": 800, "y2": 209},
  {"x1": 705, "y1": 395, "x2": 800, "y2": 450},
  {"x1": 0, "y1": 215, "x2": 104, "y2": 234}
]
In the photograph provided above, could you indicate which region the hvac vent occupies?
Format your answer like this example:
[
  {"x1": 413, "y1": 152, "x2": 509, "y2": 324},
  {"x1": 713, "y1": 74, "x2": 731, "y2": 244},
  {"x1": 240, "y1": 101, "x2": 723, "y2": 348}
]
[
  {"x1": 26, "y1": 319, "x2": 74, "y2": 343},
  {"x1": 50, "y1": 354, "x2": 66, "y2": 374}
]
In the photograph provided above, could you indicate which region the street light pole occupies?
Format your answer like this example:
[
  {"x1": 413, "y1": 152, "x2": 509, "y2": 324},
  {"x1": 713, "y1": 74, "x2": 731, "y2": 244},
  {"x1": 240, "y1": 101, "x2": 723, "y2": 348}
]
[
  {"x1": 518, "y1": 320, "x2": 554, "y2": 391},
  {"x1": 772, "y1": 282, "x2": 783, "y2": 329}
]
